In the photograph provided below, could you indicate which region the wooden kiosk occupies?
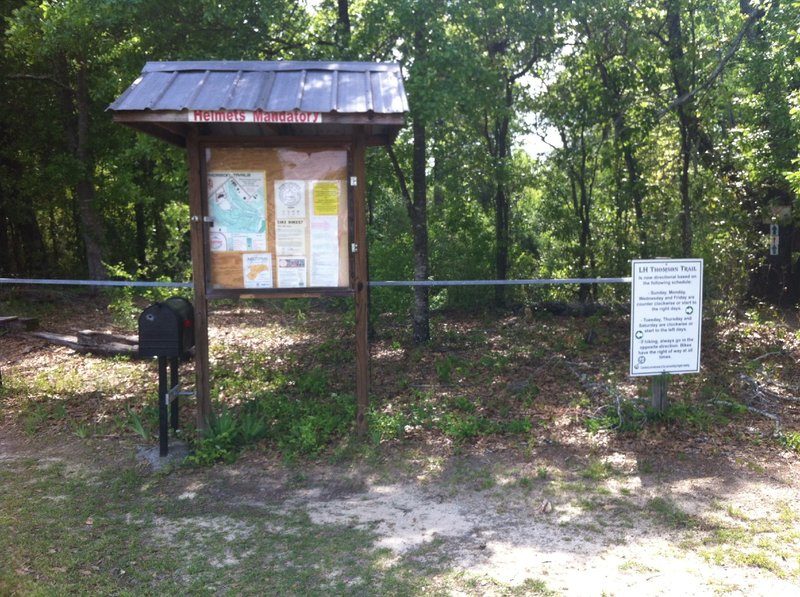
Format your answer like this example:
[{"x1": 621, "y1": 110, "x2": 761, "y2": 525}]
[{"x1": 110, "y1": 61, "x2": 408, "y2": 432}]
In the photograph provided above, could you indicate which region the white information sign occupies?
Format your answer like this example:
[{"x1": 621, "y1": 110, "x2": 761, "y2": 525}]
[{"x1": 630, "y1": 259, "x2": 703, "y2": 377}]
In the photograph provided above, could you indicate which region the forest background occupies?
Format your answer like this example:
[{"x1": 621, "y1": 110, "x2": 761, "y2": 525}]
[{"x1": 1, "y1": 0, "x2": 799, "y2": 333}]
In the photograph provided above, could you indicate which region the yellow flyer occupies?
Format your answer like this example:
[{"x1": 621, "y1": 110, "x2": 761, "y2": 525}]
[{"x1": 313, "y1": 181, "x2": 339, "y2": 216}]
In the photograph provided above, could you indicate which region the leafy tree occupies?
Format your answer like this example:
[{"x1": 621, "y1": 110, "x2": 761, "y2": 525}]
[{"x1": 453, "y1": 0, "x2": 561, "y2": 306}]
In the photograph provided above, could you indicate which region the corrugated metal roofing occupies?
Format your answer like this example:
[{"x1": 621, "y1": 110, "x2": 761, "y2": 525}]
[{"x1": 109, "y1": 61, "x2": 408, "y2": 115}]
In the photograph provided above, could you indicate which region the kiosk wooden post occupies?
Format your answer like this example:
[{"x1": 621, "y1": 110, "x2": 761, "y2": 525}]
[
  {"x1": 353, "y1": 127, "x2": 369, "y2": 435},
  {"x1": 186, "y1": 128, "x2": 212, "y2": 428}
]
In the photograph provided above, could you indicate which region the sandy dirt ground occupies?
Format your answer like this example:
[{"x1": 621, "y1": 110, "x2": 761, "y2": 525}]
[{"x1": 6, "y1": 423, "x2": 798, "y2": 596}]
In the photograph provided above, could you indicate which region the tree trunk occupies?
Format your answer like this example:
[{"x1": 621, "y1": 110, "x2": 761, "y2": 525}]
[
  {"x1": 135, "y1": 201, "x2": 147, "y2": 270},
  {"x1": 74, "y1": 62, "x2": 106, "y2": 279},
  {"x1": 678, "y1": 123, "x2": 693, "y2": 257},
  {"x1": 588, "y1": 25, "x2": 649, "y2": 259},
  {"x1": 492, "y1": 81, "x2": 513, "y2": 308},
  {"x1": 410, "y1": 117, "x2": 430, "y2": 344},
  {"x1": 336, "y1": 0, "x2": 351, "y2": 54},
  {"x1": 386, "y1": 118, "x2": 430, "y2": 345},
  {"x1": 665, "y1": 0, "x2": 697, "y2": 257},
  {"x1": 0, "y1": 157, "x2": 47, "y2": 275},
  {"x1": 57, "y1": 54, "x2": 105, "y2": 279}
]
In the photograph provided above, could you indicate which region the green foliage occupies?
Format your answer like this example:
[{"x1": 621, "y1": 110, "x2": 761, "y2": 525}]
[
  {"x1": 188, "y1": 370, "x2": 356, "y2": 465},
  {"x1": 586, "y1": 398, "x2": 742, "y2": 435},
  {"x1": 2, "y1": 0, "x2": 798, "y2": 314},
  {"x1": 370, "y1": 390, "x2": 532, "y2": 445},
  {"x1": 296, "y1": 366, "x2": 329, "y2": 397},
  {"x1": 435, "y1": 354, "x2": 466, "y2": 383},
  {"x1": 126, "y1": 407, "x2": 150, "y2": 441},
  {"x1": 103, "y1": 263, "x2": 191, "y2": 329},
  {"x1": 585, "y1": 399, "x2": 648, "y2": 434},
  {"x1": 269, "y1": 391, "x2": 356, "y2": 457},
  {"x1": 187, "y1": 408, "x2": 240, "y2": 465},
  {"x1": 580, "y1": 461, "x2": 615, "y2": 481},
  {"x1": 440, "y1": 414, "x2": 499, "y2": 442},
  {"x1": 647, "y1": 497, "x2": 698, "y2": 529},
  {"x1": 779, "y1": 431, "x2": 800, "y2": 453}
]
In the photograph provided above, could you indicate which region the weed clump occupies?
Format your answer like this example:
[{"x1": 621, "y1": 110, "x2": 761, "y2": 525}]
[
  {"x1": 187, "y1": 366, "x2": 355, "y2": 465},
  {"x1": 585, "y1": 398, "x2": 747, "y2": 435}
]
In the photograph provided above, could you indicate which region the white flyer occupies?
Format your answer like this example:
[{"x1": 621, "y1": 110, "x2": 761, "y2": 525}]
[
  {"x1": 275, "y1": 218, "x2": 306, "y2": 255},
  {"x1": 275, "y1": 180, "x2": 306, "y2": 218},
  {"x1": 242, "y1": 253, "x2": 273, "y2": 289},
  {"x1": 278, "y1": 257, "x2": 307, "y2": 288},
  {"x1": 310, "y1": 216, "x2": 339, "y2": 287},
  {"x1": 275, "y1": 180, "x2": 308, "y2": 256}
]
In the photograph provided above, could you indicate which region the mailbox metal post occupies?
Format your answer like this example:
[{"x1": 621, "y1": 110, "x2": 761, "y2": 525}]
[
  {"x1": 158, "y1": 356, "x2": 169, "y2": 456},
  {"x1": 170, "y1": 356, "x2": 179, "y2": 433},
  {"x1": 157, "y1": 355, "x2": 182, "y2": 457}
]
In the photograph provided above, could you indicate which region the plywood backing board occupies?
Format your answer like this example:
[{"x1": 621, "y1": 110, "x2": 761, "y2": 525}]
[{"x1": 203, "y1": 146, "x2": 351, "y2": 291}]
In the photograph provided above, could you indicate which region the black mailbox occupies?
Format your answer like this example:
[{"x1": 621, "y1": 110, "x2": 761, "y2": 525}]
[{"x1": 138, "y1": 296, "x2": 195, "y2": 358}]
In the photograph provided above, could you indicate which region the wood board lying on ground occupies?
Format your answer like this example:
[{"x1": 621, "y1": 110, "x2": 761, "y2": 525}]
[
  {"x1": 0, "y1": 316, "x2": 39, "y2": 331},
  {"x1": 28, "y1": 330, "x2": 138, "y2": 358}
]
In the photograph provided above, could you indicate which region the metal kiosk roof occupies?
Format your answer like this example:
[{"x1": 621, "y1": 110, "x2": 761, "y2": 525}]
[{"x1": 108, "y1": 60, "x2": 408, "y2": 146}]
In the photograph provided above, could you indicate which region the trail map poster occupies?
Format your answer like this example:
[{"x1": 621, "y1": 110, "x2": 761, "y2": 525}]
[
  {"x1": 205, "y1": 147, "x2": 349, "y2": 292},
  {"x1": 207, "y1": 172, "x2": 267, "y2": 252}
]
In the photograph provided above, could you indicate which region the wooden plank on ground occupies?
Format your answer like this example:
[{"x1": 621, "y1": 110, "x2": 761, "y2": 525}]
[
  {"x1": 28, "y1": 331, "x2": 138, "y2": 357},
  {"x1": 77, "y1": 330, "x2": 138, "y2": 347},
  {"x1": 0, "y1": 316, "x2": 39, "y2": 330}
]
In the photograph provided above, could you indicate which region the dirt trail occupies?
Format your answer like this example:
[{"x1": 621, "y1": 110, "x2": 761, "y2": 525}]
[{"x1": 2, "y1": 418, "x2": 800, "y2": 595}]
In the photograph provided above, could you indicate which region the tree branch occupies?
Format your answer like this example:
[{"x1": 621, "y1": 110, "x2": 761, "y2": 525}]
[
  {"x1": 509, "y1": 39, "x2": 543, "y2": 83},
  {"x1": 656, "y1": 6, "x2": 768, "y2": 118},
  {"x1": 6, "y1": 73, "x2": 70, "y2": 91},
  {"x1": 386, "y1": 145, "x2": 413, "y2": 214}
]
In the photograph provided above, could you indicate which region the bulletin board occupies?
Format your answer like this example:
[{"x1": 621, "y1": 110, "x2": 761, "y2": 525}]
[{"x1": 203, "y1": 146, "x2": 351, "y2": 293}]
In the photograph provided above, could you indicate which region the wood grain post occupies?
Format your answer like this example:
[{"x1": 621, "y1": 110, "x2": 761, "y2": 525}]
[
  {"x1": 353, "y1": 127, "x2": 370, "y2": 436},
  {"x1": 187, "y1": 129, "x2": 211, "y2": 430},
  {"x1": 651, "y1": 373, "x2": 668, "y2": 413}
]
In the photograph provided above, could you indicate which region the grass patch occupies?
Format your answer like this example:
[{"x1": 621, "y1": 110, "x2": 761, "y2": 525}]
[
  {"x1": 779, "y1": 430, "x2": 800, "y2": 453},
  {"x1": 646, "y1": 497, "x2": 699, "y2": 529},
  {"x1": 189, "y1": 388, "x2": 357, "y2": 464},
  {"x1": 586, "y1": 398, "x2": 744, "y2": 435},
  {"x1": 579, "y1": 460, "x2": 615, "y2": 481}
]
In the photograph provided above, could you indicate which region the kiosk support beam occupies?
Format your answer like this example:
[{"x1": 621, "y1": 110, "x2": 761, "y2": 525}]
[
  {"x1": 187, "y1": 128, "x2": 211, "y2": 430},
  {"x1": 353, "y1": 127, "x2": 370, "y2": 435}
]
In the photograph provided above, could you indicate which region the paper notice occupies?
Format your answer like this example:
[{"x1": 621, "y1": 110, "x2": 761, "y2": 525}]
[
  {"x1": 207, "y1": 172, "x2": 267, "y2": 252},
  {"x1": 630, "y1": 259, "x2": 703, "y2": 376},
  {"x1": 275, "y1": 218, "x2": 306, "y2": 255},
  {"x1": 312, "y1": 181, "x2": 340, "y2": 216},
  {"x1": 275, "y1": 180, "x2": 306, "y2": 218},
  {"x1": 242, "y1": 253, "x2": 273, "y2": 289},
  {"x1": 278, "y1": 257, "x2": 307, "y2": 288},
  {"x1": 310, "y1": 216, "x2": 339, "y2": 286}
]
